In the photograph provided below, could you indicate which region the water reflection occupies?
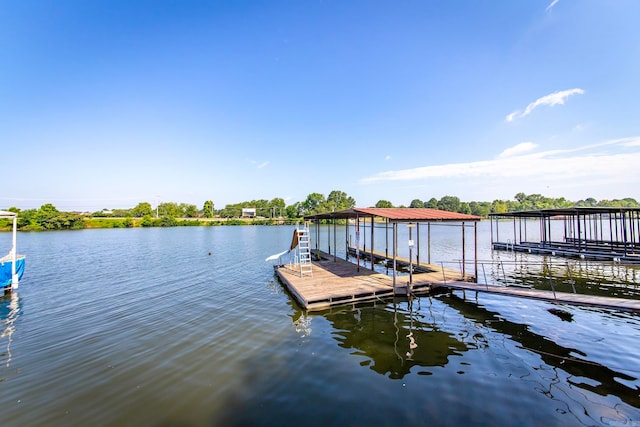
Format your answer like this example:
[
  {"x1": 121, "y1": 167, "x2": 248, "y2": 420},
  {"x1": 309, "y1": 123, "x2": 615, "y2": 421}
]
[
  {"x1": 442, "y1": 294, "x2": 640, "y2": 408},
  {"x1": 290, "y1": 293, "x2": 639, "y2": 409},
  {"x1": 0, "y1": 292, "x2": 20, "y2": 370},
  {"x1": 299, "y1": 299, "x2": 470, "y2": 379}
]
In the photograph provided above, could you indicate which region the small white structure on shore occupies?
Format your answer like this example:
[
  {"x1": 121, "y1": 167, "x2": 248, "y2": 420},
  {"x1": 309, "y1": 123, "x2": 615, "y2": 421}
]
[{"x1": 242, "y1": 208, "x2": 256, "y2": 218}]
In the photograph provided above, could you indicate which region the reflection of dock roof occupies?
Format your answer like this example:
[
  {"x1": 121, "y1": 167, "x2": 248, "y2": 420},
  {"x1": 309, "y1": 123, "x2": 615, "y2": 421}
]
[{"x1": 305, "y1": 207, "x2": 481, "y2": 222}]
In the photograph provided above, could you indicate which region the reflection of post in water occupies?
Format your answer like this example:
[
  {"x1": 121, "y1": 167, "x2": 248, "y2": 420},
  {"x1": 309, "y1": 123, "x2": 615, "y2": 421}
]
[
  {"x1": 443, "y1": 294, "x2": 640, "y2": 408},
  {"x1": 321, "y1": 298, "x2": 470, "y2": 379},
  {"x1": 1, "y1": 292, "x2": 20, "y2": 368},
  {"x1": 405, "y1": 298, "x2": 418, "y2": 359}
]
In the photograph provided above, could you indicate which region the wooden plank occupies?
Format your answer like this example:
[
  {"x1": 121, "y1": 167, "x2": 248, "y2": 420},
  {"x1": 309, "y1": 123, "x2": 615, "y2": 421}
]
[
  {"x1": 274, "y1": 254, "x2": 463, "y2": 311},
  {"x1": 276, "y1": 259, "x2": 393, "y2": 310}
]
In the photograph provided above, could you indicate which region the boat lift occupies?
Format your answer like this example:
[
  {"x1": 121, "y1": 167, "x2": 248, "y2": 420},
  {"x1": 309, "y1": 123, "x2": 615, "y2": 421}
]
[{"x1": 1, "y1": 210, "x2": 25, "y2": 291}]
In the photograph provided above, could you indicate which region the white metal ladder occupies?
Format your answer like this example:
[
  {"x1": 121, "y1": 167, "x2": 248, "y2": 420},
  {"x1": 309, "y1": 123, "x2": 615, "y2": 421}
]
[{"x1": 297, "y1": 226, "x2": 313, "y2": 277}]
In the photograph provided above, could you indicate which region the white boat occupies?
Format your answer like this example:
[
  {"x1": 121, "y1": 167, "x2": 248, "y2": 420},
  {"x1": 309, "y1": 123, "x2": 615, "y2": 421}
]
[{"x1": 1, "y1": 210, "x2": 25, "y2": 290}]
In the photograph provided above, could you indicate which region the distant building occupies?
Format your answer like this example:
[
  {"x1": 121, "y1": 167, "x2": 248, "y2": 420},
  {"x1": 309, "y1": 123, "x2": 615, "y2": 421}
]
[{"x1": 242, "y1": 208, "x2": 256, "y2": 218}]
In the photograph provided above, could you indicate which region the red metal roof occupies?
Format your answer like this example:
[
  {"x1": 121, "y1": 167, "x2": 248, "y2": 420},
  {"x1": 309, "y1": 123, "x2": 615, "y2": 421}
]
[{"x1": 305, "y1": 207, "x2": 481, "y2": 222}]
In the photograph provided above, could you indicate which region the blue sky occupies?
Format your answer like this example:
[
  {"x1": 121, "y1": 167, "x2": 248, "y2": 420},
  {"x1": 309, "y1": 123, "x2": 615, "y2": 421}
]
[{"x1": 2, "y1": 0, "x2": 639, "y2": 211}]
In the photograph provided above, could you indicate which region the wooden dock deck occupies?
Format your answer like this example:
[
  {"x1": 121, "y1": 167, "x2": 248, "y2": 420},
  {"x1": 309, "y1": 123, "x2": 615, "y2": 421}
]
[
  {"x1": 274, "y1": 252, "x2": 465, "y2": 311},
  {"x1": 274, "y1": 253, "x2": 640, "y2": 312}
]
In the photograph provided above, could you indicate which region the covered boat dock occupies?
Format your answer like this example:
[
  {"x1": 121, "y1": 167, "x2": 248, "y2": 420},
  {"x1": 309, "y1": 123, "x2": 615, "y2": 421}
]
[
  {"x1": 273, "y1": 208, "x2": 481, "y2": 310},
  {"x1": 490, "y1": 207, "x2": 640, "y2": 263}
]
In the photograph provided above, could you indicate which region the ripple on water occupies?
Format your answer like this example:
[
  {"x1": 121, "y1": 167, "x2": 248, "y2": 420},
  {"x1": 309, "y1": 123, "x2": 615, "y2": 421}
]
[{"x1": 2, "y1": 226, "x2": 640, "y2": 426}]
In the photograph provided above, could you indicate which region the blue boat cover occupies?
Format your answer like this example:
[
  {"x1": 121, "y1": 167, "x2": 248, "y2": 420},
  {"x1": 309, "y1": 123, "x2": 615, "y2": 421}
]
[{"x1": 1, "y1": 258, "x2": 25, "y2": 287}]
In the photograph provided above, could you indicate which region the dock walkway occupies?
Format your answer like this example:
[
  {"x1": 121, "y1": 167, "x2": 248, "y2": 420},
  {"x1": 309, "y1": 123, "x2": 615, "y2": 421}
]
[{"x1": 437, "y1": 282, "x2": 640, "y2": 312}]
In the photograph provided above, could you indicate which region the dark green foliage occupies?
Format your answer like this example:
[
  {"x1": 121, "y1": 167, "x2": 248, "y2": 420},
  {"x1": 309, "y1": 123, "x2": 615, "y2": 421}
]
[
  {"x1": 425, "y1": 198, "x2": 438, "y2": 209},
  {"x1": 286, "y1": 203, "x2": 302, "y2": 219},
  {"x1": 140, "y1": 215, "x2": 156, "y2": 227},
  {"x1": 202, "y1": 200, "x2": 215, "y2": 218},
  {"x1": 12, "y1": 204, "x2": 86, "y2": 230},
  {"x1": 375, "y1": 200, "x2": 394, "y2": 208},
  {"x1": 131, "y1": 202, "x2": 153, "y2": 217},
  {"x1": 301, "y1": 192, "x2": 326, "y2": 215},
  {"x1": 437, "y1": 196, "x2": 461, "y2": 212},
  {"x1": 403, "y1": 193, "x2": 640, "y2": 217},
  {"x1": 409, "y1": 199, "x2": 424, "y2": 208},
  {"x1": 469, "y1": 201, "x2": 491, "y2": 217},
  {"x1": 325, "y1": 190, "x2": 356, "y2": 212},
  {"x1": 159, "y1": 216, "x2": 178, "y2": 227}
]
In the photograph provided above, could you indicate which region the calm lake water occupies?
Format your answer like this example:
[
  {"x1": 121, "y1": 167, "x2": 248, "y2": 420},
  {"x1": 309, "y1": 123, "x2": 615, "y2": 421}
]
[{"x1": 1, "y1": 224, "x2": 639, "y2": 426}]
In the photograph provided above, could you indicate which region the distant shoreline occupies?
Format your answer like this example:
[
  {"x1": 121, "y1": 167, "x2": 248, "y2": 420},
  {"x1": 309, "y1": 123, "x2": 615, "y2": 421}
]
[{"x1": 0, "y1": 216, "x2": 302, "y2": 232}]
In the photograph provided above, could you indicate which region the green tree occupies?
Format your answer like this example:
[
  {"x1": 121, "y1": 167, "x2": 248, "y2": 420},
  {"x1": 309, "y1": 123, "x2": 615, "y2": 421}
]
[
  {"x1": 375, "y1": 200, "x2": 394, "y2": 208},
  {"x1": 219, "y1": 203, "x2": 242, "y2": 218},
  {"x1": 268, "y1": 198, "x2": 286, "y2": 217},
  {"x1": 180, "y1": 203, "x2": 198, "y2": 218},
  {"x1": 323, "y1": 190, "x2": 356, "y2": 212},
  {"x1": 35, "y1": 203, "x2": 60, "y2": 227},
  {"x1": 132, "y1": 202, "x2": 153, "y2": 217},
  {"x1": 301, "y1": 193, "x2": 326, "y2": 215},
  {"x1": 158, "y1": 202, "x2": 181, "y2": 218},
  {"x1": 140, "y1": 214, "x2": 155, "y2": 227},
  {"x1": 202, "y1": 200, "x2": 215, "y2": 218},
  {"x1": 159, "y1": 216, "x2": 178, "y2": 227},
  {"x1": 425, "y1": 198, "x2": 438, "y2": 209},
  {"x1": 459, "y1": 202, "x2": 471, "y2": 214},
  {"x1": 286, "y1": 202, "x2": 302, "y2": 219},
  {"x1": 17, "y1": 209, "x2": 37, "y2": 228},
  {"x1": 491, "y1": 199, "x2": 509, "y2": 214},
  {"x1": 409, "y1": 199, "x2": 424, "y2": 208},
  {"x1": 437, "y1": 196, "x2": 460, "y2": 212},
  {"x1": 469, "y1": 201, "x2": 491, "y2": 217}
]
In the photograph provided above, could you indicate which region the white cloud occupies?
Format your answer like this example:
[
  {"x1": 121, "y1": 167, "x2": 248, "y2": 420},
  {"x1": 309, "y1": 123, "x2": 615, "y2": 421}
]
[
  {"x1": 573, "y1": 123, "x2": 587, "y2": 132},
  {"x1": 505, "y1": 111, "x2": 519, "y2": 122},
  {"x1": 506, "y1": 88, "x2": 585, "y2": 122},
  {"x1": 249, "y1": 159, "x2": 270, "y2": 169},
  {"x1": 384, "y1": 155, "x2": 391, "y2": 161},
  {"x1": 546, "y1": 0, "x2": 560, "y2": 12},
  {"x1": 498, "y1": 142, "x2": 538, "y2": 158},
  {"x1": 620, "y1": 137, "x2": 640, "y2": 147},
  {"x1": 359, "y1": 137, "x2": 640, "y2": 188}
]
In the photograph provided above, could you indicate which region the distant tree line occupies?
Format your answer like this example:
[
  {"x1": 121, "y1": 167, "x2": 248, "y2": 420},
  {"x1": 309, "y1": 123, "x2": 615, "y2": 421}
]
[
  {"x1": 375, "y1": 193, "x2": 640, "y2": 217},
  {"x1": 2, "y1": 191, "x2": 638, "y2": 231}
]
